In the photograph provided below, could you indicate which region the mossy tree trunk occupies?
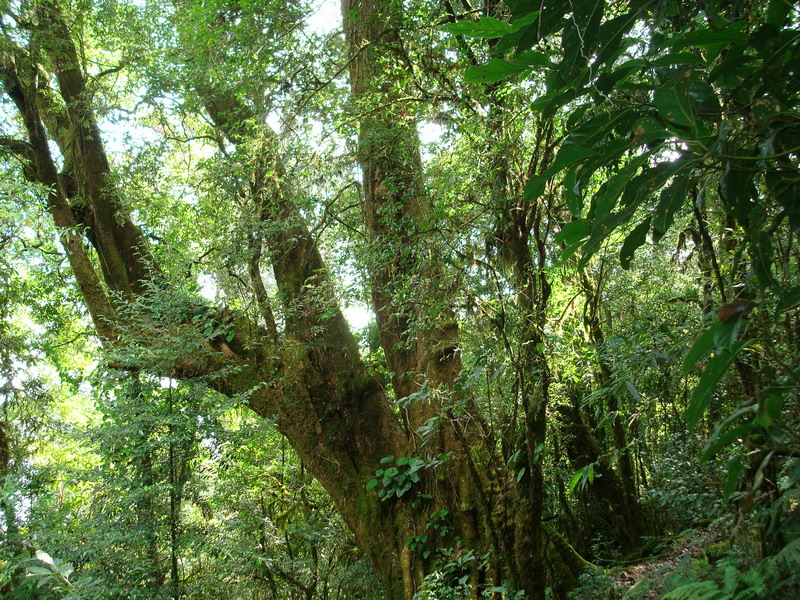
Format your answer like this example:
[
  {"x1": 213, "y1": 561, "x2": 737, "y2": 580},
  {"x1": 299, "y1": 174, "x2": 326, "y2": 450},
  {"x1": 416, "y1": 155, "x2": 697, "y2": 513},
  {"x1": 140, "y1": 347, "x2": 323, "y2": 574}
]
[{"x1": 0, "y1": 1, "x2": 569, "y2": 598}]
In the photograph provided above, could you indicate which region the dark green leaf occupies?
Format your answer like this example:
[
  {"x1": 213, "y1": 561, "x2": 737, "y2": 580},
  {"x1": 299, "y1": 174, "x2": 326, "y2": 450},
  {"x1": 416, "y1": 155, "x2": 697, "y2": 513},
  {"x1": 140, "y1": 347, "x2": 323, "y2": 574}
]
[
  {"x1": 631, "y1": 117, "x2": 672, "y2": 147},
  {"x1": 713, "y1": 314, "x2": 743, "y2": 352},
  {"x1": 683, "y1": 321, "x2": 723, "y2": 374},
  {"x1": 465, "y1": 59, "x2": 530, "y2": 83},
  {"x1": 555, "y1": 219, "x2": 589, "y2": 246},
  {"x1": 702, "y1": 404, "x2": 757, "y2": 462},
  {"x1": 782, "y1": 458, "x2": 800, "y2": 491},
  {"x1": 593, "y1": 154, "x2": 650, "y2": 218},
  {"x1": 592, "y1": 11, "x2": 640, "y2": 68},
  {"x1": 441, "y1": 17, "x2": 514, "y2": 38},
  {"x1": 703, "y1": 422, "x2": 752, "y2": 463},
  {"x1": 651, "y1": 53, "x2": 707, "y2": 67},
  {"x1": 750, "y1": 232, "x2": 778, "y2": 290},
  {"x1": 620, "y1": 218, "x2": 651, "y2": 269},
  {"x1": 665, "y1": 25, "x2": 747, "y2": 48},
  {"x1": 756, "y1": 394, "x2": 782, "y2": 430},
  {"x1": 724, "y1": 455, "x2": 745, "y2": 499},
  {"x1": 652, "y1": 176, "x2": 690, "y2": 241},
  {"x1": 685, "y1": 340, "x2": 749, "y2": 428},
  {"x1": 766, "y1": 0, "x2": 792, "y2": 26},
  {"x1": 776, "y1": 285, "x2": 800, "y2": 316},
  {"x1": 442, "y1": 12, "x2": 540, "y2": 38},
  {"x1": 523, "y1": 144, "x2": 595, "y2": 201}
]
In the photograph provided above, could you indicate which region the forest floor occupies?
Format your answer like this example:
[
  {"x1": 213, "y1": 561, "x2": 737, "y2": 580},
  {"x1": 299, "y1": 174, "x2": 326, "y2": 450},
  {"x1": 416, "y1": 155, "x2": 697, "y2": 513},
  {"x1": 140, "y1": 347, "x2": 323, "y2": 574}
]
[{"x1": 612, "y1": 523, "x2": 729, "y2": 598}]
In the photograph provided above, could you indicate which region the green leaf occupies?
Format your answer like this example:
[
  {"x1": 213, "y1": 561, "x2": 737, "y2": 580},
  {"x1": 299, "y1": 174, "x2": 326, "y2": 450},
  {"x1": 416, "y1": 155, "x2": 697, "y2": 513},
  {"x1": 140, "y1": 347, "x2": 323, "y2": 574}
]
[
  {"x1": 766, "y1": 0, "x2": 792, "y2": 26},
  {"x1": 719, "y1": 162, "x2": 756, "y2": 226},
  {"x1": 27, "y1": 566, "x2": 54, "y2": 576},
  {"x1": 685, "y1": 340, "x2": 749, "y2": 428},
  {"x1": 465, "y1": 59, "x2": 530, "y2": 83},
  {"x1": 524, "y1": 144, "x2": 595, "y2": 202},
  {"x1": 379, "y1": 455, "x2": 395, "y2": 464},
  {"x1": 750, "y1": 232, "x2": 778, "y2": 290},
  {"x1": 593, "y1": 154, "x2": 650, "y2": 218},
  {"x1": 651, "y1": 52, "x2": 707, "y2": 67},
  {"x1": 652, "y1": 176, "x2": 690, "y2": 241},
  {"x1": 724, "y1": 455, "x2": 745, "y2": 499},
  {"x1": 592, "y1": 11, "x2": 639, "y2": 68},
  {"x1": 366, "y1": 478, "x2": 378, "y2": 491},
  {"x1": 756, "y1": 394, "x2": 782, "y2": 430},
  {"x1": 782, "y1": 458, "x2": 800, "y2": 491},
  {"x1": 568, "y1": 470, "x2": 583, "y2": 494},
  {"x1": 654, "y1": 79, "x2": 708, "y2": 129},
  {"x1": 702, "y1": 419, "x2": 753, "y2": 462},
  {"x1": 631, "y1": 117, "x2": 672, "y2": 146},
  {"x1": 516, "y1": 50, "x2": 552, "y2": 67},
  {"x1": 555, "y1": 219, "x2": 590, "y2": 246},
  {"x1": 776, "y1": 285, "x2": 800, "y2": 316},
  {"x1": 683, "y1": 321, "x2": 722, "y2": 374},
  {"x1": 664, "y1": 25, "x2": 747, "y2": 48},
  {"x1": 442, "y1": 12, "x2": 540, "y2": 38},
  {"x1": 620, "y1": 218, "x2": 651, "y2": 269},
  {"x1": 713, "y1": 314, "x2": 743, "y2": 352},
  {"x1": 441, "y1": 17, "x2": 515, "y2": 38}
]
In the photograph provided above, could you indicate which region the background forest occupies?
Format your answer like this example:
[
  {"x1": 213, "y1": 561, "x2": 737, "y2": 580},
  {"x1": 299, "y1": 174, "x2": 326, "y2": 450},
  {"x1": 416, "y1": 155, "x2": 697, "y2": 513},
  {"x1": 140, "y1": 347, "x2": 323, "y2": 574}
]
[{"x1": 0, "y1": 0, "x2": 799, "y2": 598}]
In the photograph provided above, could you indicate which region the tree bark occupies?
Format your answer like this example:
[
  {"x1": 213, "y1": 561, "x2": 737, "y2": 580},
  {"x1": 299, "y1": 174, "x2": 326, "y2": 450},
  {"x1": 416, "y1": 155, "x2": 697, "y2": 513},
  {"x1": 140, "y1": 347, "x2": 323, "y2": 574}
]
[{"x1": 0, "y1": 2, "x2": 559, "y2": 598}]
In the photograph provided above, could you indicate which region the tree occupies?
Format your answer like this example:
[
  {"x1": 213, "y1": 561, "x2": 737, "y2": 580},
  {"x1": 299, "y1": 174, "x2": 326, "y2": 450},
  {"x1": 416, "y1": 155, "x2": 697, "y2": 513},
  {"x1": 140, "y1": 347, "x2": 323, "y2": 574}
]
[{"x1": 1, "y1": 0, "x2": 798, "y2": 598}]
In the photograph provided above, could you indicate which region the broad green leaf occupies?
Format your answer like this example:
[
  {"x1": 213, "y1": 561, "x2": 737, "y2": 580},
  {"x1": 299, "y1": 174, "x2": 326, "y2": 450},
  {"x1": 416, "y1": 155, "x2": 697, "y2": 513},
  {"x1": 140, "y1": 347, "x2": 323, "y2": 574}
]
[
  {"x1": 756, "y1": 394, "x2": 782, "y2": 430},
  {"x1": 366, "y1": 478, "x2": 378, "y2": 491},
  {"x1": 568, "y1": 470, "x2": 583, "y2": 494},
  {"x1": 516, "y1": 50, "x2": 552, "y2": 67},
  {"x1": 441, "y1": 17, "x2": 515, "y2": 38},
  {"x1": 685, "y1": 340, "x2": 749, "y2": 428},
  {"x1": 654, "y1": 79, "x2": 698, "y2": 129},
  {"x1": 782, "y1": 458, "x2": 800, "y2": 491},
  {"x1": 593, "y1": 154, "x2": 650, "y2": 218},
  {"x1": 713, "y1": 314, "x2": 743, "y2": 352},
  {"x1": 724, "y1": 455, "x2": 745, "y2": 499},
  {"x1": 665, "y1": 25, "x2": 747, "y2": 48},
  {"x1": 652, "y1": 176, "x2": 690, "y2": 241},
  {"x1": 441, "y1": 12, "x2": 540, "y2": 38},
  {"x1": 379, "y1": 455, "x2": 395, "y2": 464},
  {"x1": 702, "y1": 404, "x2": 757, "y2": 462},
  {"x1": 651, "y1": 52, "x2": 707, "y2": 67},
  {"x1": 631, "y1": 117, "x2": 672, "y2": 146},
  {"x1": 555, "y1": 219, "x2": 589, "y2": 246},
  {"x1": 702, "y1": 422, "x2": 752, "y2": 463},
  {"x1": 592, "y1": 11, "x2": 640, "y2": 68},
  {"x1": 719, "y1": 162, "x2": 756, "y2": 226},
  {"x1": 750, "y1": 232, "x2": 778, "y2": 290},
  {"x1": 620, "y1": 218, "x2": 651, "y2": 269},
  {"x1": 683, "y1": 321, "x2": 722, "y2": 374},
  {"x1": 27, "y1": 566, "x2": 54, "y2": 576},
  {"x1": 465, "y1": 59, "x2": 530, "y2": 83},
  {"x1": 524, "y1": 144, "x2": 595, "y2": 201},
  {"x1": 776, "y1": 285, "x2": 800, "y2": 316},
  {"x1": 766, "y1": 0, "x2": 792, "y2": 26}
]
